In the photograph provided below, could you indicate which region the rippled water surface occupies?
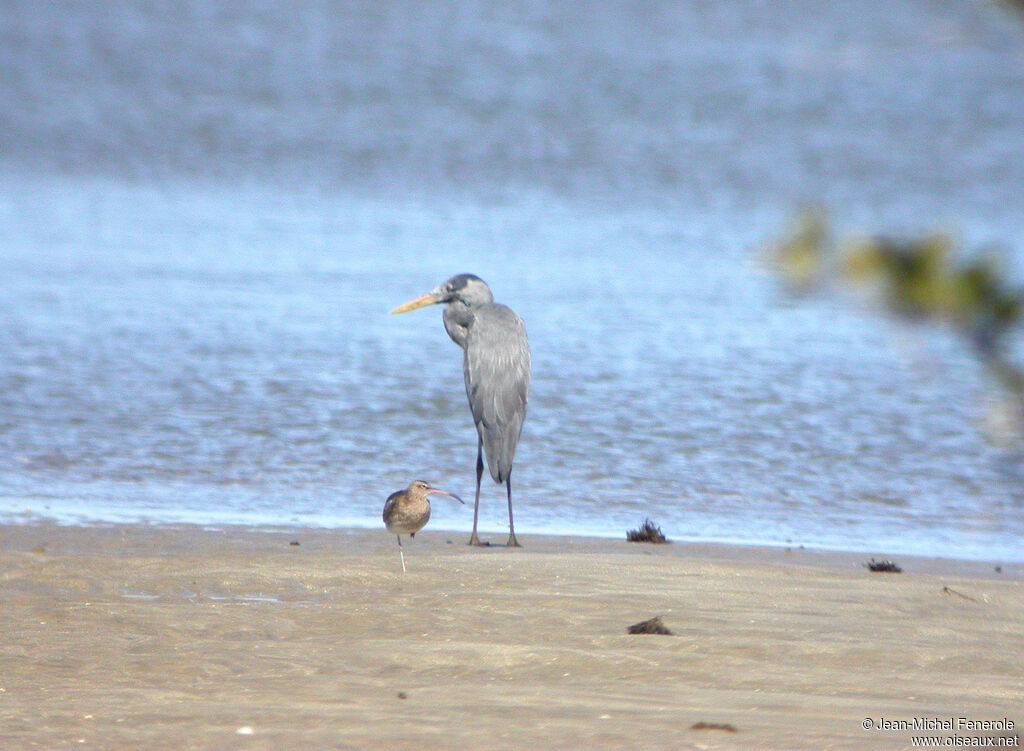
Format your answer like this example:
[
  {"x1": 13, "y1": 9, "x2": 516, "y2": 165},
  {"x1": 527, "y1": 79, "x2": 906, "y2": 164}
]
[{"x1": 2, "y1": 1, "x2": 1024, "y2": 560}]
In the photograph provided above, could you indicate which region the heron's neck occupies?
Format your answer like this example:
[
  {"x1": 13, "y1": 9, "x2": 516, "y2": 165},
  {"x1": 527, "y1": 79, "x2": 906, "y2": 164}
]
[{"x1": 443, "y1": 303, "x2": 474, "y2": 350}]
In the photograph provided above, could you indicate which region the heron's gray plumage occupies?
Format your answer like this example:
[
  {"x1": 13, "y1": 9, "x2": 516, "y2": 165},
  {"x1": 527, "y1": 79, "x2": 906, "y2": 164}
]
[
  {"x1": 463, "y1": 304, "x2": 530, "y2": 484},
  {"x1": 391, "y1": 273, "x2": 530, "y2": 547}
]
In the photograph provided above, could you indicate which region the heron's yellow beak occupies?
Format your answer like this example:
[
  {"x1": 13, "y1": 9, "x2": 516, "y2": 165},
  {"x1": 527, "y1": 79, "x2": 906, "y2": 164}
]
[{"x1": 390, "y1": 292, "x2": 443, "y2": 314}]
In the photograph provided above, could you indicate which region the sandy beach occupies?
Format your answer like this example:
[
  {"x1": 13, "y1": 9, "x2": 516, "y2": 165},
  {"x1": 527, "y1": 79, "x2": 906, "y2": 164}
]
[{"x1": 1, "y1": 522, "x2": 1021, "y2": 750}]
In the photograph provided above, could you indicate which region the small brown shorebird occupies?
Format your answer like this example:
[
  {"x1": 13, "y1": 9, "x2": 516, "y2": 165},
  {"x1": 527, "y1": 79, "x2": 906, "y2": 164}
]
[{"x1": 383, "y1": 480, "x2": 464, "y2": 572}]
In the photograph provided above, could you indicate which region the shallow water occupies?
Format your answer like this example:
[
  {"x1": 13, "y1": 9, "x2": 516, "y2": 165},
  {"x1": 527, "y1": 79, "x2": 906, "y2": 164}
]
[{"x1": 2, "y1": 1, "x2": 1023, "y2": 560}]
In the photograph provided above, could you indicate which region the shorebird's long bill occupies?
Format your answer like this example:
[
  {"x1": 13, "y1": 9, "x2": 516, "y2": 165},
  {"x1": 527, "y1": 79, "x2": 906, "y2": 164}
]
[
  {"x1": 390, "y1": 291, "x2": 443, "y2": 314},
  {"x1": 427, "y1": 488, "x2": 465, "y2": 504}
]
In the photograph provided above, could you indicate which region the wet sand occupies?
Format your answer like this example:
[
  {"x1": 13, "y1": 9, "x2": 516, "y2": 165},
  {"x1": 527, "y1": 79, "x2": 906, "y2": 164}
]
[{"x1": 1, "y1": 522, "x2": 1021, "y2": 750}]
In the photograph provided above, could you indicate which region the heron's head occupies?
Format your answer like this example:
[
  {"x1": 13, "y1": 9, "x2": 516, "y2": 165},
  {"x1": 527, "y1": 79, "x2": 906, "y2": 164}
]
[
  {"x1": 408, "y1": 480, "x2": 465, "y2": 504},
  {"x1": 390, "y1": 274, "x2": 493, "y2": 314}
]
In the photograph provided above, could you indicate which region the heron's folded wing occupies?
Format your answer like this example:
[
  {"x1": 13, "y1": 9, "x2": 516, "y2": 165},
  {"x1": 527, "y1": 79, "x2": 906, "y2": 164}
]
[{"x1": 464, "y1": 304, "x2": 531, "y2": 482}]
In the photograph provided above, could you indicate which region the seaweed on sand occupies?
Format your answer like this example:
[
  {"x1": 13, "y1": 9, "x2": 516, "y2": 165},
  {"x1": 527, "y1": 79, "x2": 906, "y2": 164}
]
[{"x1": 626, "y1": 519, "x2": 669, "y2": 544}]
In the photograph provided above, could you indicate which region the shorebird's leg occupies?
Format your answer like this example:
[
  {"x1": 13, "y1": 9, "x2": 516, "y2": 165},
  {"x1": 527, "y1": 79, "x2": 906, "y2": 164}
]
[
  {"x1": 393, "y1": 532, "x2": 405, "y2": 573},
  {"x1": 505, "y1": 472, "x2": 521, "y2": 548},
  {"x1": 469, "y1": 437, "x2": 484, "y2": 546}
]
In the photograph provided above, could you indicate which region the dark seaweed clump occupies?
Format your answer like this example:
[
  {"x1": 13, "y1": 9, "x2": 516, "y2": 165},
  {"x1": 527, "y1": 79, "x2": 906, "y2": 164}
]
[
  {"x1": 626, "y1": 519, "x2": 669, "y2": 544},
  {"x1": 864, "y1": 558, "x2": 902, "y2": 573},
  {"x1": 627, "y1": 616, "x2": 673, "y2": 635},
  {"x1": 691, "y1": 722, "x2": 737, "y2": 732}
]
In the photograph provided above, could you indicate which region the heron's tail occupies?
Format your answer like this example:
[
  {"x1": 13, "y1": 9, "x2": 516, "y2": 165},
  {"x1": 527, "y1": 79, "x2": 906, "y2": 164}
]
[{"x1": 478, "y1": 414, "x2": 524, "y2": 484}]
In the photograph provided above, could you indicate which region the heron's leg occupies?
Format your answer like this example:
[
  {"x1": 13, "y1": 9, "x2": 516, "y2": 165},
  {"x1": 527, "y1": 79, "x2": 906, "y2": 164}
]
[
  {"x1": 396, "y1": 535, "x2": 403, "y2": 548},
  {"x1": 505, "y1": 472, "x2": 521, "y2": 547},
  {"x1": 469, "y1": 438, "x2": 484, "y2": 546}
]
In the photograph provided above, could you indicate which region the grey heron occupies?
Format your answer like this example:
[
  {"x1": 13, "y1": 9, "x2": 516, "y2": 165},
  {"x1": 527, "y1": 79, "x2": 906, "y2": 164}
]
[
  {"x1": 391, "y1": 274, "x2": 531, "y2": 547},
  {"x1": 383, "y1": 480, "x2": 464, "y2": 572}
]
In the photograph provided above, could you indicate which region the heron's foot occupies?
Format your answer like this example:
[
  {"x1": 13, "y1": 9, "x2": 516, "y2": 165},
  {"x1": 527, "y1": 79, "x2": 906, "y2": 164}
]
[
  {"x1": 468, "y1": 533, "x2": 489, "y2": 547},
  {"x1": 506, "y1": 535, "x2": 522, "y2": 548}
]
